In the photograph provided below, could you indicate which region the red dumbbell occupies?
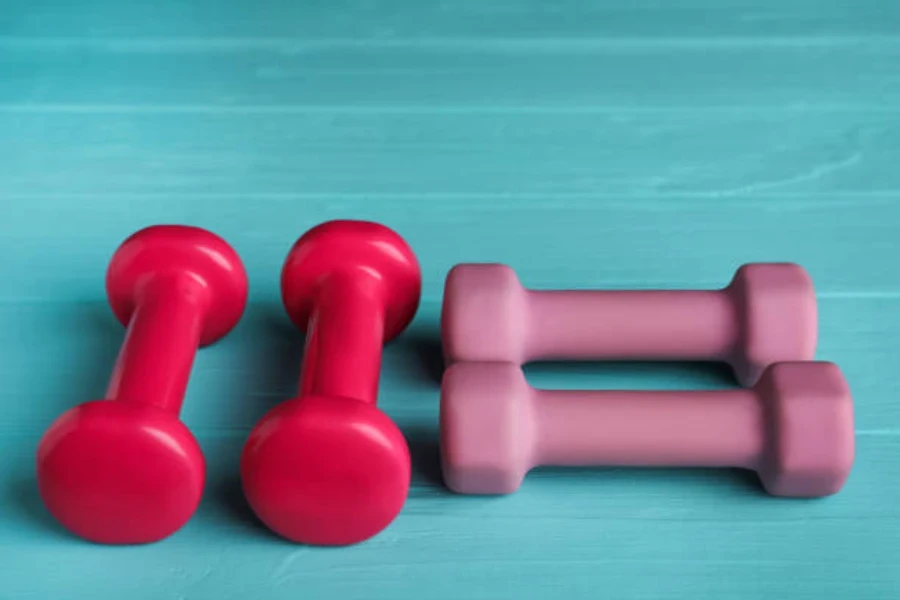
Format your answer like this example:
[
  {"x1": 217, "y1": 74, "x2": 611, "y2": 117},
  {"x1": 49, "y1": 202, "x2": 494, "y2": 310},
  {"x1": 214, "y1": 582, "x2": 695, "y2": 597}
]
[
  {"x1": 36, "y1": 225, "x2": 248, "y2": 544},
  {"x1": 240, "y1": 220, "x2": 421, "y2": 546}
]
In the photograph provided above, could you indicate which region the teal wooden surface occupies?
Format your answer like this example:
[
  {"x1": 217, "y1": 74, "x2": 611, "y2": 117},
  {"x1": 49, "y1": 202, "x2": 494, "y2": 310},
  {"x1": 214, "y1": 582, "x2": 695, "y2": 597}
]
[{"x1": 2, "y1": 1, "x2": 899, "y2": 598}]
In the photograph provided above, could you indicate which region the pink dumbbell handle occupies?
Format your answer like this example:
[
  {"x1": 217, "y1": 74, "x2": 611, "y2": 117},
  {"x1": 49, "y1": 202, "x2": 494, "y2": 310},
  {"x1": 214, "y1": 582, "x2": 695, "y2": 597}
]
[
  {"x1": 298, "y1": 272, "x2": 384, "y2": 404},
  {"x1": 526, "y1": 289, "x2": 737, "y2": 362},
  {"x1": 532, "y1": 388, "x2": 763, "y2": 469},
  {"x1": 105, "y1": 273, "x2": 207, "y2": 415}
]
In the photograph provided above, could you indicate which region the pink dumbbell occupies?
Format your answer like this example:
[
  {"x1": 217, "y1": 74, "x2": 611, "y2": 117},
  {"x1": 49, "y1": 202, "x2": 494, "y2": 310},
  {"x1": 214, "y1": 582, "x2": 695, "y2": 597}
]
[
  {"x1": 442, "y1": 263, "x2": 817, "y2": 386},
  {"x1": 440, "y1": 361, "x2": 854, "y2": 497}
]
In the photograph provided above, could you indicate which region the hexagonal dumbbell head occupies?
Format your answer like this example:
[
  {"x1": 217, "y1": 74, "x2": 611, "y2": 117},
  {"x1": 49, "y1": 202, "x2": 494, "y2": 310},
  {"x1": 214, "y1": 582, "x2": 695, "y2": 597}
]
[
  {"x1": 441, "y1": 264, "x2": 529, "y2": 364},
  {"x1": 440, "y1": 362, "x2": 533, "y2": 494},
  {"x1": 755, "y1": 362, "x2": 855, "y2": 497},
  {"x1": 726, "y1": 264, "x2": 818, "y2": 387}
]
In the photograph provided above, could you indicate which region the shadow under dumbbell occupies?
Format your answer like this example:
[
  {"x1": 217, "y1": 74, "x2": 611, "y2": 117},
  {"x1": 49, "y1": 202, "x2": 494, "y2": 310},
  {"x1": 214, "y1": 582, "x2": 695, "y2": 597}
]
[
  {"x1": 378, "y1": 319, "x2": 448, "y2": 491},
  {"x1": 208, "y1": 475, "x2": 293, "y2": 542},
  {"x1": 388, "y1": 324, "x2": 445, "y2": 386},
  {"x1": 404, "y1": 424, "x2": 446, "y2": 489},
  {"x1": 386, "y1": 328, "x2": 738, "y2": 392},
  {"x1": 230, "y1": 303, "x2": 308, "y2": 425},
  {"x1": 525, "y1": 465, "x2": 766, "y2": 496},
  {"x1": 79, "y1": 302, "x2": 124, "y2": 392},
  {"x1": 196, "y1": 303, "x2": 305, "y2": 542},
  {"x1": 44, "y1": 303, "x2": 123, "y2": 417},
  {"x1": 524, "y1": 360, "x2": 737, "y2": 390},
  {"x1": 198, "y1": 434, "x2": 293, "y2": 543}
]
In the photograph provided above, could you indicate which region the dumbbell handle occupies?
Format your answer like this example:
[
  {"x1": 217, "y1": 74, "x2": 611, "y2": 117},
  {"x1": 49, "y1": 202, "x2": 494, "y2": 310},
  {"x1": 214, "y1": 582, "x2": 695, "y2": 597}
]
[
  {"x1": 532, "y1": 388, "x2": 763, "y2": 469},
  {"x1": 526, "y1": 289, "x2": 737, "y2": 362},
  {"x1": 106, "y1": 274, "x2": 205, "y2": 415},
  {"x1": 299, "y1": 273, "x2": 383, "y2": 404}
]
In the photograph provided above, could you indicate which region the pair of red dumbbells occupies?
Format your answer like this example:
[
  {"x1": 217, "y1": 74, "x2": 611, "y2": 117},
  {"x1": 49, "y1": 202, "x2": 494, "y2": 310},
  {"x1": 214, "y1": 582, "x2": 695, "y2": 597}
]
[{"x1": 37, "y1": 220, "x2": 421, "y2": 546}]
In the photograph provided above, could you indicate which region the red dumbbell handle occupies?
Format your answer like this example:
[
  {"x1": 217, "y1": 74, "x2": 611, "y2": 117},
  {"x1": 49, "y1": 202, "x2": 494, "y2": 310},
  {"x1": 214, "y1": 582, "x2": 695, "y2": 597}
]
[
  {"x1": 526, "y1": 290, "x2": 736, "y2": 362},
  {"x1": 105, "y1": 275, "x2": 206, "y2": 415},
  {"x1": 298, "y1": 273, "x2": 384, "y2": 404},
  {"x1": 532, "y1": 388, "x2": 762, "y2": 469}
]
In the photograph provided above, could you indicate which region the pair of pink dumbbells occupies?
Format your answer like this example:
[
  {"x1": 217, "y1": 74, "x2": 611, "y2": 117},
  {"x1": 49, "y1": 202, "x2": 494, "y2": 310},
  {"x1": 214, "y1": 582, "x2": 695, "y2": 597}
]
[{"x1": 440, "y1": 263, "x2": 855, "y2": 497}]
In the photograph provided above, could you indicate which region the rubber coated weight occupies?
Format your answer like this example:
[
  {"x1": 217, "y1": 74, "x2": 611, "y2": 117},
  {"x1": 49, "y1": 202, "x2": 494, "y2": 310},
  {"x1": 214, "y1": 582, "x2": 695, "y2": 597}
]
[
  {"x1": 442, "y1": 263, "x2": 817, "y2": 386},
  {"x1": 441, "y1": 362, "x2": 854, "y2": 497},
  {"x1": 36, "y1": 225, "x2": 249, "y2": 544},
  {"x1": 241, "y1": 220, "x2": 421, "y2": 546}
]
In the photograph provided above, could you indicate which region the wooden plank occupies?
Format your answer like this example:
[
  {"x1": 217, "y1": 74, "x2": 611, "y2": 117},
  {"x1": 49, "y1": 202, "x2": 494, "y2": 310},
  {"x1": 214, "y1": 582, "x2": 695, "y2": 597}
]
[
  {"x1": 2, "y1": 0, "x2": 899, "y2": 39},
  {"x1": 3, "y1": 111, "x2": 896, "y2": 198},
  {"x1": 2, "y1": 194, "x2": 899, "y2": 299},
  {"x1": 1, "y1": 41, "x2": 898, "y2": 109},
  {"x1": 1, "y1": 433, "x2": 898, "y2": 599}
]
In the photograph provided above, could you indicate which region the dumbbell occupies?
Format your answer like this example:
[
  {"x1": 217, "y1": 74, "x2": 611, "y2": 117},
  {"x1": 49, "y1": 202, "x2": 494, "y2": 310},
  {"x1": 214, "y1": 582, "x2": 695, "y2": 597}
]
[
  {"x1": 36, "y1": 225, "x2": 249, "y2": 544},
  {"x1": 241, "y1": 220, "x2": 421, "y2": 546},
  {"x1": 441, "y1": 361, "x2": 854, "y2": 497},
  {"x1": 442, "y1": 263, "x2": 817, "y2": 386}
]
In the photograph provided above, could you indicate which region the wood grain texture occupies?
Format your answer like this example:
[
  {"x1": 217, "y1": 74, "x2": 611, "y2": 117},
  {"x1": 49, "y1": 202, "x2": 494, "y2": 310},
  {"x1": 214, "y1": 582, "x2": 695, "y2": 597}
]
[{"x1": 1, "y1": 1, "x2": 898, "y2": 598}]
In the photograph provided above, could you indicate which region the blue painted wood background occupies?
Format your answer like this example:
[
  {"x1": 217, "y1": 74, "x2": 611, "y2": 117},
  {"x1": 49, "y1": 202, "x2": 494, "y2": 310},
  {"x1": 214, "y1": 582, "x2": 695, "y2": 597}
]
[{"x1": 1, "y1": 1, "x2": 899, "y2": 598}]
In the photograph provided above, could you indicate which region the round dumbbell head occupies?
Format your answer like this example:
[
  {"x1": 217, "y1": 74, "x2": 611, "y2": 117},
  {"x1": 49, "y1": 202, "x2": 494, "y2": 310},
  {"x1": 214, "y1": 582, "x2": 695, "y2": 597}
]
[
  {"x1": 240, "y1": 395, "x2": 411, "y2": 545},
  {"x1": 441, "y1": 264, "x2": 529, "y2": 364},
  {"x1": 726, "y1": 263, "x2": 817, "y2": 386},
  {"x1": 754, "y1": 361, "x2": 855, "y2": 497},
  {"x1": 281, "y1": 220, "x2": 421, "y2": 342},
  {"x1": 106, "y1": 225, "x2": 249, "y2": 347},
  {"x1": 440, "y1": 362, "x2": 533, "y2": 494},
  {"x1": 36, "y1": 400, "x2": 205, "y2": 544}
]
